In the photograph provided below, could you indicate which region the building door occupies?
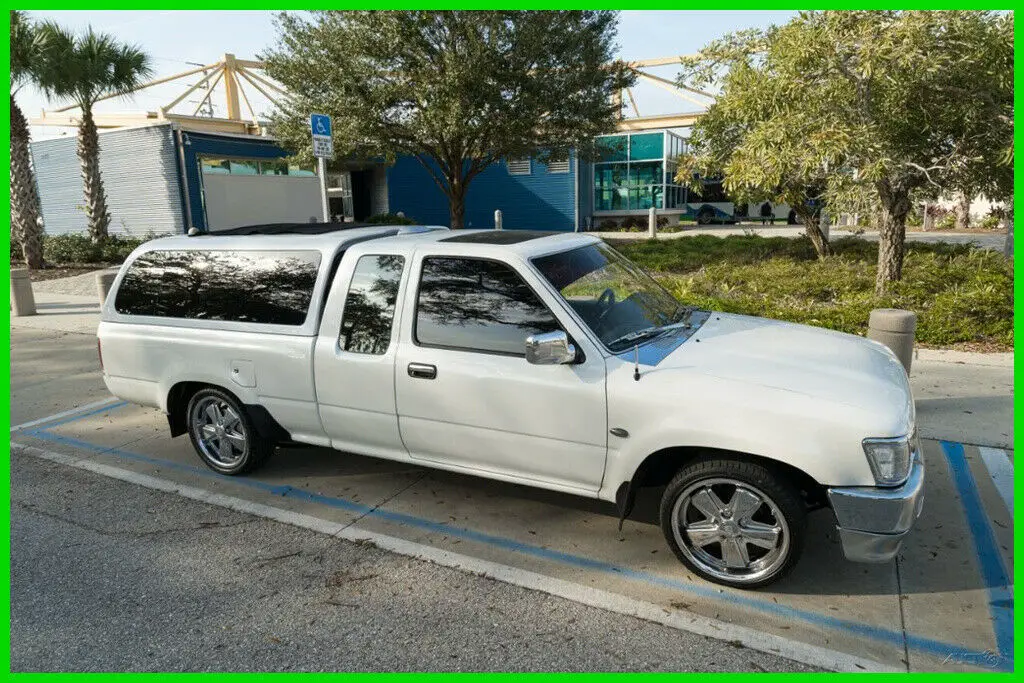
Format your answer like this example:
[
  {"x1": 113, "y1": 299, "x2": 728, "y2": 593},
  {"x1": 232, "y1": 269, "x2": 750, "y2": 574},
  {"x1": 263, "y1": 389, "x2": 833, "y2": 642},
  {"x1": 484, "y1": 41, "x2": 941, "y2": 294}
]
[{"x1": 351, "y1": 170, "x2": 374, "y2": 221}]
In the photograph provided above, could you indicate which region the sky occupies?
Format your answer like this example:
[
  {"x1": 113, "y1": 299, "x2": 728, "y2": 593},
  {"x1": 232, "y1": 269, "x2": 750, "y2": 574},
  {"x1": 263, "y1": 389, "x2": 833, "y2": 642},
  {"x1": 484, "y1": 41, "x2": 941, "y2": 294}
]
[{"x1": 18, "y1": 10, "x2": 798, "y2": 140}]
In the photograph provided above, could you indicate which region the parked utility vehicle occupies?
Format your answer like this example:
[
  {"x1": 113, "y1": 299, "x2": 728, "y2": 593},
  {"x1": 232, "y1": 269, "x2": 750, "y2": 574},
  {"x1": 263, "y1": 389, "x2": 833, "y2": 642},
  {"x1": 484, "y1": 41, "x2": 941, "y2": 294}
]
[{"x1": 98, "y1": 223, "x2": 924, "y2": 588}]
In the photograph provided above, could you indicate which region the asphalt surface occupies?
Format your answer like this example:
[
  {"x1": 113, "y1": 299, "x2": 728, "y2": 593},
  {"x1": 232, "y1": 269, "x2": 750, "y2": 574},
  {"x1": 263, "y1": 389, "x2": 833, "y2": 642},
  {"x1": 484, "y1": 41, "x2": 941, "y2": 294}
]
[{"x1": 10, "y1": 451, "x2": 816, "y2": 672}]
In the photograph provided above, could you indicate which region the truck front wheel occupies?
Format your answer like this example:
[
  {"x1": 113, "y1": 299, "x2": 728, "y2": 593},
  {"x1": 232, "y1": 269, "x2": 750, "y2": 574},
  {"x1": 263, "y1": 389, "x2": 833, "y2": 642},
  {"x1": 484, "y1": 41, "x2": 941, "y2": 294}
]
[
  {"x1": 660, "y1": 458, "x2": 806, "y2": 588},
  {"x1": 186, "y1": 387, "x2": 274, "y2": 475}
]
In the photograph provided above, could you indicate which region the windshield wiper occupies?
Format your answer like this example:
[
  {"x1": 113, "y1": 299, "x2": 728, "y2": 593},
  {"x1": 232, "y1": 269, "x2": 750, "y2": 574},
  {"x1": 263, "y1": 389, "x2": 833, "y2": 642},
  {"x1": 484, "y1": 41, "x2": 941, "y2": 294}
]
[
  {"x1": 606, "y1": 314, "x2": 696, "y2": 351},
  {"x1": 606, "y1": 327, "x2": 666, "y2": 349}
]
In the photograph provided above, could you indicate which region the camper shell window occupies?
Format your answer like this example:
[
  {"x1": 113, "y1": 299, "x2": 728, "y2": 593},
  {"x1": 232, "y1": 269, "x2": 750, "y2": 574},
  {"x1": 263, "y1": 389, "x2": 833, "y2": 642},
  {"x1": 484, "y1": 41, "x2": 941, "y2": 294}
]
[{"x1": 114, "y1": 249, "x2": 322, "y2": 326}]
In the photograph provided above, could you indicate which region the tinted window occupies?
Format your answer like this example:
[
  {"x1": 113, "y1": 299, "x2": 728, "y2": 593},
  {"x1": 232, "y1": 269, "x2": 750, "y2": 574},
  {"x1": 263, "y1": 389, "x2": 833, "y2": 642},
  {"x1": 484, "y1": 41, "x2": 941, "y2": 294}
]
[
  {"x1": 114, "y1": 250, "x2": 321, "y2": 326},
  {"x1": 415, "y1": 258, "x2": 560, "y2": 355},
  {"x1": 340, "y1": 255, "x2": 405, "y2": 354}
]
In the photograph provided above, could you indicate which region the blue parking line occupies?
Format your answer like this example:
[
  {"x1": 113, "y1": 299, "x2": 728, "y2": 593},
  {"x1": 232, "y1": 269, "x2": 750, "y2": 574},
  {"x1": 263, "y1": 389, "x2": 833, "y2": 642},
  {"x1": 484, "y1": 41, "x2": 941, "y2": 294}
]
[
  {"x1": 17, "y1": 400, "x2": 130, "y2": 431},
  {"x1": 16, "y1": 403, "x2": 1014, "y2": 671},
  {"x1": 940, "y1": 441, "x2": 1015, "y2": 666}
]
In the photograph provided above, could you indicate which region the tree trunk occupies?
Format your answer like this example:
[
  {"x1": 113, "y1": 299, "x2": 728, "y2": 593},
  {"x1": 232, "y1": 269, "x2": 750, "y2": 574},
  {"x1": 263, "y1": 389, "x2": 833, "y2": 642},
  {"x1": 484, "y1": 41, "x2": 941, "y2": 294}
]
[
  {"x1": 803, "y1": 214, "x2": 832, "y2": 259},
  {"x1": 10, "y1": 95, "x2": 44, "y2": 269},
  {"x1": 77, "y1": 108, "x2": 111, "y2": 243},
  {"x1": 954, "y1": 192, "x2": 971, "y2": 231},
  {"x1": 875, "y1": 181, "x2": 912, "y2": 294},
  {"x1": 1004, "y1": 199, "x2": 1014, "y2": 260},
  {"x1": 447, "y1": 179, "x2": 466, "y2": 230}
]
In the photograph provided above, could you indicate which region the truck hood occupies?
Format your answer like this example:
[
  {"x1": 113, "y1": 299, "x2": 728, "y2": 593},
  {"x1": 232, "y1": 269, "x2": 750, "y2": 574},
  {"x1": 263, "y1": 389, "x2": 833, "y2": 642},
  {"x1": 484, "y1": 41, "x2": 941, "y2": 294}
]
[{"x1": 659, "y1": 312, "x2": 913, "y2": 424}]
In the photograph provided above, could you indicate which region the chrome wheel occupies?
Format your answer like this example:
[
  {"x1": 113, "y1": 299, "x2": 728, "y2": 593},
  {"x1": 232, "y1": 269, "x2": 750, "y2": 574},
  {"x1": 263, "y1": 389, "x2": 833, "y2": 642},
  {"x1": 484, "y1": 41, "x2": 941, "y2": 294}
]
[
  {"x1": 671, "y1": 478, "x2": 790, "y2": 585},
  {"x1": 189, "y1": 395, "x2": 248, "y2": 469}
]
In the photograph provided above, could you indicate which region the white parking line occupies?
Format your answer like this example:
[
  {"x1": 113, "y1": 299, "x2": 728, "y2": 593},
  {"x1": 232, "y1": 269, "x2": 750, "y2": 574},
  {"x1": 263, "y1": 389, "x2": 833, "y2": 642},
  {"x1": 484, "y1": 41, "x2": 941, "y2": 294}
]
[
  {"x1": 9, "y1": 396, "x2": 118, "y2": 433},
  {"x1": 977, "y1": 446, "x2": 1014, "y2": 515},
  {"x1": 11, "y1": 441, "x2": 895, "y2": 673}
]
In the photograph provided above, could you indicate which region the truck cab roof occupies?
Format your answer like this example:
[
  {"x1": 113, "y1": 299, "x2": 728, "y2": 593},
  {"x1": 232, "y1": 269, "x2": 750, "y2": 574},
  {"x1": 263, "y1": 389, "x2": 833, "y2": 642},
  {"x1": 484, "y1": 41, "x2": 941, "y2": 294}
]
[{"x1": 136, "y1": 226, "x2": 598, "y2": 261}]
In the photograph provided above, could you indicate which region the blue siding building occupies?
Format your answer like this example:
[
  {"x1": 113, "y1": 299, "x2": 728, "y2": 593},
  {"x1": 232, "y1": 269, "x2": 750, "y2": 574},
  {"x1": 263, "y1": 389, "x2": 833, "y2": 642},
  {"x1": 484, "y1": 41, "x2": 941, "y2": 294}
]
[{"x1": 386, "y1": 154, "x2": 579, "y2": 231}]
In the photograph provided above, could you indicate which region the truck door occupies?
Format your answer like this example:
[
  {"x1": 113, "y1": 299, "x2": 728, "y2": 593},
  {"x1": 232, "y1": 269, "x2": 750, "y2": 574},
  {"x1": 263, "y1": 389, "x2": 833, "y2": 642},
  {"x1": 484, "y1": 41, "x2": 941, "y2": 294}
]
[
  {"x1": 394, "y1": 253, "x2": 608, "y2": 493},
  {"x1": 314, "y1": 251, "x2": 411, "y2": 461}
]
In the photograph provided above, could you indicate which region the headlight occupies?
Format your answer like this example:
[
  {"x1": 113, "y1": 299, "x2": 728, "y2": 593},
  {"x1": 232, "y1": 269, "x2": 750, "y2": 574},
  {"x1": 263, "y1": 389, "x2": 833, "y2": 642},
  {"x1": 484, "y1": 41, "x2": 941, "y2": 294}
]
[{"x1": 862, "y1": 433, "x2": 914, "y2": 486}]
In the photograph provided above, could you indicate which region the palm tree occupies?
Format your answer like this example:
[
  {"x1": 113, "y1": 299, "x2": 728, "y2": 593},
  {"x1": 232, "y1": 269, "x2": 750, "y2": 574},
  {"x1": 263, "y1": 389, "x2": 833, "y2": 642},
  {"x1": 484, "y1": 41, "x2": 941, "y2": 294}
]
[
  {"x1": 35, "y1": 23, "x2": 151, "y2": 243},
  {"x1": 10, "y1": 10, "x2": 46, "y2": 268}
]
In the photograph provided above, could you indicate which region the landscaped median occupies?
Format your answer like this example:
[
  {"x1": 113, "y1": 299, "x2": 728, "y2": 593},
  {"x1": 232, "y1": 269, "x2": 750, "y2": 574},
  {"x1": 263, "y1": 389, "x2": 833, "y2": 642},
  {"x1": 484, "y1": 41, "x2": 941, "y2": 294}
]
[{"x1": 615, "y1": 235, "x2": 1013, "y2": 352}]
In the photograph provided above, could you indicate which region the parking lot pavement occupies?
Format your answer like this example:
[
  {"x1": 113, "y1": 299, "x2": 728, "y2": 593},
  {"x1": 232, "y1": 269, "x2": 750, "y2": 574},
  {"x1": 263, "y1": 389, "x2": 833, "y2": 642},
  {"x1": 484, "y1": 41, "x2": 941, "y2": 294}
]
[
  {"x1": 13, "y1": 452, "x2": 822, "y2": 673},
  {"x1": 9, "y1": 327, "x2": 1014, "y2": 673}
]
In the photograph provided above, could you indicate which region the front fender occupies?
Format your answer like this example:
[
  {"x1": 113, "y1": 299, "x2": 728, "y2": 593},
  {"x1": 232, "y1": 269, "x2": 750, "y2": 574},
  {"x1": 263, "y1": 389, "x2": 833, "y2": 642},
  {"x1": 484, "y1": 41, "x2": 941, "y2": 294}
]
[{"x1": 598, "y1": 368, "x2": 880, "y2": 502}]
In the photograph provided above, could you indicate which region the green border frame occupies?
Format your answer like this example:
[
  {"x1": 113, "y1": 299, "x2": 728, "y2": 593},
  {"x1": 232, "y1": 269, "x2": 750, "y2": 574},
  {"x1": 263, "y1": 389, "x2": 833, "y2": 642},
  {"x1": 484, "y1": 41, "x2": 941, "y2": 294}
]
[{"x1": 1, "y1": 6, "x2": 1018, "y2": 677}]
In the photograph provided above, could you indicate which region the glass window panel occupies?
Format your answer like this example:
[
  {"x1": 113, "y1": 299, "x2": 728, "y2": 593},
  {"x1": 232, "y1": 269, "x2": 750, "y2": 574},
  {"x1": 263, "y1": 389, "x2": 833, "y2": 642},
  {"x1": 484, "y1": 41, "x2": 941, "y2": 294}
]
[
  {"x1": 200, "y1": 157, "x2": 231, "y2": 174},
  {"x1": 260, "y1": 160, "x2": 289, "y2": 175},
  {"x1": 596, "y1": 135, "x2": 628, "y2": 162},
  {"x1": 629, "y1": 132, "x2": 664, "y2": 161},
  {"x1": 229, "y1": 159, "x2": 259, "y2": 175},
  {"x1": 289, "y1": 163, "x2": 316, "y2": 177},
  {"x1": 415, "y1": 257, "x2": 560, "y2": 356},
  {"x1": 114, "y1": 250, "x2": 321, "y2": 326},
  {"x1": 628, "y1": 161, "x2": 663, "y2": 210},
  {"x1": 595, "y1": 163, "x2": 630, "y2": 211},
  {"x1": 340, "y1": 255, "x2": 405, "y2": 355}
]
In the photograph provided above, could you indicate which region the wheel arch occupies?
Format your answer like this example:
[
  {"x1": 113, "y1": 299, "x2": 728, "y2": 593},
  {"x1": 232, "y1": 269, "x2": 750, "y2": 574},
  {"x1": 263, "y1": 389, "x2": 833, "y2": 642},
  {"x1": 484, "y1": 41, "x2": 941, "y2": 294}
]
[
  {"x1": 615, "y1": 446, "x2": 826, "y2": 527},
  {"x1": 165, "y1": 381, "x2": 290, "y2": 443}
]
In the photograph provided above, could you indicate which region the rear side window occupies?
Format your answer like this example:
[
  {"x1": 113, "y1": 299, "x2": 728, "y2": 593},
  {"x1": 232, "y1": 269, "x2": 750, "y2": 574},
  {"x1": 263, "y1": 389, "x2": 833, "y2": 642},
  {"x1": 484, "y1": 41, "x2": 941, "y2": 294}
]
[
  {"x1": 340, "y1": 255, "x2": 405, "y2": 354},
  {"x1": 415, "y1": 257, "x2": 560, "y2": 355},
  {"x1": 114, "y1": 249, "x2": 321, "y2": 326}
]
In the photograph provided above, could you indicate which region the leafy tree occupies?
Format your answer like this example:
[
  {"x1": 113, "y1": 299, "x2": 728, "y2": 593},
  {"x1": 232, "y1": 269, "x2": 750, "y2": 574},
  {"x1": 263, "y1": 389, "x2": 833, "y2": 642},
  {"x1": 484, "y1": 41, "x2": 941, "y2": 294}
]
[
  {"x1": 263, "y1": 10, "x2": 632, "y2": 229},
  {"x1": 676, "y1": 11, "x2": 1013, "y2": 293},
  {"x1": 34, "y1": 23, "x2": 151, "y2": 243},
  {"x1": 10, "y1": 10, "x2": 46, "y2": 268}
]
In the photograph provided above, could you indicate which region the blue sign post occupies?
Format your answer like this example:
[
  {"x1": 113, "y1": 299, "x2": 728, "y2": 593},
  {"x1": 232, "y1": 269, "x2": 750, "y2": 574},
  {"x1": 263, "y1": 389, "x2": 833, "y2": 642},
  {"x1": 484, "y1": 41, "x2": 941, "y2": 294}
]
[{"x1": 310, "y1": 114, "x2": 333, "y2": 222}]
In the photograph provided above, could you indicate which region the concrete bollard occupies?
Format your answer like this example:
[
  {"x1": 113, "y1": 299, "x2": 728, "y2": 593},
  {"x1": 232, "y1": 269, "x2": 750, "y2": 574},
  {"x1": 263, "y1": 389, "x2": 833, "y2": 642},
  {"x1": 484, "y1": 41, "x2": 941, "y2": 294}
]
[
  {"x1": 96, "y1": 271, "x2": 118, "y2": 306},
  {"x1": 648, "y1": 206, "x2": 657, "y2": 238},
  {"x1": 868, "y1": 308, "x2": 917, "y2": 374},
  {"x1": 494, "y1": 209, "x2": 503, "y2": 230},
  {"x1": 10, "y1": 268, "x2": 36, "y2": 317}
]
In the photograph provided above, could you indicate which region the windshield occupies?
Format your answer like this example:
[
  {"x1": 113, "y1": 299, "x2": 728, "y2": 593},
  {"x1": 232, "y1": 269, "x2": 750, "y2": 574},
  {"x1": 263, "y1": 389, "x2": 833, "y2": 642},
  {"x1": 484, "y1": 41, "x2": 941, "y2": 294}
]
[{"x1": 532, "y1": 243, "x2": 691, "y2": 352}]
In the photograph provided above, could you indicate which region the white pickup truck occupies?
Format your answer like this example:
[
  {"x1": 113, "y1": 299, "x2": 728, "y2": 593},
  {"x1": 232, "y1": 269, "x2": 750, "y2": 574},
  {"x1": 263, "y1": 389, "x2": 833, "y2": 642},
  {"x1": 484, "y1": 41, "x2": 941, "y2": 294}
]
[{"x1": 98, "y1": 223, "x2": 924, "y2": 588}]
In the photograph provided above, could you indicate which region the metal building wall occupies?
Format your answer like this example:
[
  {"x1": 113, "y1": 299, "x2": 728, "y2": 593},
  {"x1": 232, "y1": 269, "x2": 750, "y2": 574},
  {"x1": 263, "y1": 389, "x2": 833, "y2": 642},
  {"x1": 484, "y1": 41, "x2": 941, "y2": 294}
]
[
  {"x1": 31, "y1": 123, "x2": 186, "y2": 236},
  {"x1": 386, "y1": 153, "x2": 577, "y2": 231}
]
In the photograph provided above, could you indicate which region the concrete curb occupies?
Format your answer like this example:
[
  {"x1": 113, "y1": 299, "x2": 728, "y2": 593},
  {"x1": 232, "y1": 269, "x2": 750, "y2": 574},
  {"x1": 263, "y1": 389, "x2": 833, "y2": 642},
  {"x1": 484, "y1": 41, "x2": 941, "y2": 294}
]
[{"x1": 916, "y1": 349, "x2": 1013, "y2": 367}]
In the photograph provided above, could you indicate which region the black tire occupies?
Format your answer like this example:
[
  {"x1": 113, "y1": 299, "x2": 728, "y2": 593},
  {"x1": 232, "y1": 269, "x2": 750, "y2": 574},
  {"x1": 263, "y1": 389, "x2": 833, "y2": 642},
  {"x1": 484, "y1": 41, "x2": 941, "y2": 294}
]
[
  {"x1": 659, "y1": 457, "x2": 806, "y2": 589},
  {"x1": 787, "y1": 209, "x2": 798, "y2": 225},
  {"x1": 696, "y1": 206, "x2": 715, "y2": 225},
  {"x1": 185, "y1": 386, "x2": 274, "y2": 475}
]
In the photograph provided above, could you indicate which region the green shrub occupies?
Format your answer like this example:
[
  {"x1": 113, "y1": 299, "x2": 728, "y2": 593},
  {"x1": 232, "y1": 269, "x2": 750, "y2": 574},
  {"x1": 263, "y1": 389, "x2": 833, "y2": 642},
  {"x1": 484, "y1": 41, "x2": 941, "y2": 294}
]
[
  {"x1": 976, "y1": 215, "x2": 1002, "y2": 230},
  {"x1": 597, "y1": 218, "x2": 620, "y2": 230},
  {"x1": 38, "y1": 233, "x2": 149, "y2": 265},
  {"x1": 365, "y1": 212, "x2": 417, "y2": 225},
  {"x1": 613, "y1": 234, "x2": 1012, "y2": 349},
  {"x1": 43, "y1": 234, "x2": 102, "y2": 263}
]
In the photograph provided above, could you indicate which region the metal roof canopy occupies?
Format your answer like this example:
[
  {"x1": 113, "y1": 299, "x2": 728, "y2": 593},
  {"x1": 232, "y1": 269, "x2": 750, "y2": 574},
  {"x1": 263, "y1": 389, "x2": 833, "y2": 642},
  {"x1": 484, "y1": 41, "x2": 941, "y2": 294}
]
[
  {"x1": 32, "y1": 53, "x2": 286, "y2": 136},
  {"x1": 31, "y1": 53, "x2": 711, "y2": 136},
  {"x1": 613, "y1": 56, "x2": 714, "y2": 130}
]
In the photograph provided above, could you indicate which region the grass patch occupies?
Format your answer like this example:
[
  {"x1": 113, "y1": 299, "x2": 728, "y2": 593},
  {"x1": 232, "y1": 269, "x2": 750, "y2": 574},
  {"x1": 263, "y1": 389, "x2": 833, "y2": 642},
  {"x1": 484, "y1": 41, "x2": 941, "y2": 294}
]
[{"x1": 613, "y1": 235, "x2": 1013, "y2": 350}]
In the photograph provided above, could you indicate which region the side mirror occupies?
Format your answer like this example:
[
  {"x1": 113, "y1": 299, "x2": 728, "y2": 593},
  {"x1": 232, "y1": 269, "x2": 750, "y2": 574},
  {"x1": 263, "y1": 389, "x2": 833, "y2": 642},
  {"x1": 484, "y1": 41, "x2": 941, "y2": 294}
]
[{"x1": 525, "y1": 330, "x2": 576, "y2": 365}]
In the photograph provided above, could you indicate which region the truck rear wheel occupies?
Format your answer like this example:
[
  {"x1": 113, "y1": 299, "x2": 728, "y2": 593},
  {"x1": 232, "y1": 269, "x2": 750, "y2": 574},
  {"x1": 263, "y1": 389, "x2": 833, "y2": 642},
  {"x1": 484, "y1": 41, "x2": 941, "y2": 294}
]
[
  {"x1": 660, "y1": 458, "x2": 806, "y2": 588},
  {"x1": 186, "y1": 387, "x2": 274, "y2": 475}
]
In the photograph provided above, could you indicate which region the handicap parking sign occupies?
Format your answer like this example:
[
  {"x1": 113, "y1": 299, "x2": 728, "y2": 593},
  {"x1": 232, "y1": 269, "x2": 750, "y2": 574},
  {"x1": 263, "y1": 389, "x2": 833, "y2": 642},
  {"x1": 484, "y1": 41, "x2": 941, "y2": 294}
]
[{"x1": 310, "y1": 113, "x2": 333, "y2": 159}]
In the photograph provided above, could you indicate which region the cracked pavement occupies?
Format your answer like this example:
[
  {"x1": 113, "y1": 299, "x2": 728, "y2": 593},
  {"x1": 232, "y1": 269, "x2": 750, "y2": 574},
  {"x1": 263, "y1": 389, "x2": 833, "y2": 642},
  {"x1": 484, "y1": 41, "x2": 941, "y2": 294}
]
[{"x1": 11, "y1": 450, "x2": 816, "y2": 672}]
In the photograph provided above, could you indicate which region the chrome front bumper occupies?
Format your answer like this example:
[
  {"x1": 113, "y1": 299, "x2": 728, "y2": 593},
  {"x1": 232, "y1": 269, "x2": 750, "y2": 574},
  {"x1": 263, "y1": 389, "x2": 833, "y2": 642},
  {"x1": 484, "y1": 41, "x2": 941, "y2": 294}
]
[{"x1": 827, "y1": 456, "x2": 925, "y2": 562}]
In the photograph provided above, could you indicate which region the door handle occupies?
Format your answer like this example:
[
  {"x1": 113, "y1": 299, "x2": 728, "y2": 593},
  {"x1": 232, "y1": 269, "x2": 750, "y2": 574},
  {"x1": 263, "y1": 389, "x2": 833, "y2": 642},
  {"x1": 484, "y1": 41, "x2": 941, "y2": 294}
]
[{"x1": 407, "y1": 362, "x2": 437, "y2": 380}]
